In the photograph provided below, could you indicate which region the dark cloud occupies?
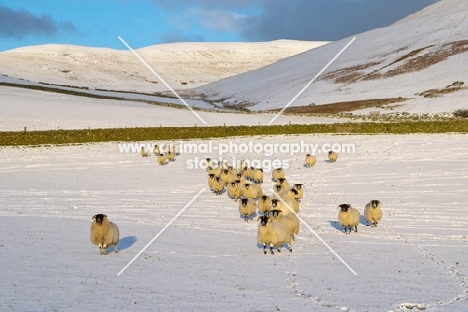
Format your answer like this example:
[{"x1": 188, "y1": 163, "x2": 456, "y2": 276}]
[
  {"x1": 238, "y1": 0, "x2": 439, "y2": 41},
  {"x1": 0, "y1": 5, "x2": 79, "y2": 39}
]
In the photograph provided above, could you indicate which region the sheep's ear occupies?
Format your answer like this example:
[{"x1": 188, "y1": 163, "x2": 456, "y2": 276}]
[
  {"x1": 257, "y1": 216, "x2": 262, "y2": 222},
  {"x1": 103, "y1": 214, "x2": 108, "y2": 219},
  {"x1": 92, "y1": 215, "x2": 96, "y2": 219}
]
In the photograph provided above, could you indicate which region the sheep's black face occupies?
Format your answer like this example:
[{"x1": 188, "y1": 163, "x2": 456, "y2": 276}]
[
  {"x1": 272, "y1": 199, "x2": 279, "y2": 208},
  {"x1": 93, "y1": 214, "x2": 106, "y2": 225},
  {"x1": 278, "y1": 178, "x2": 286, "y2": 185},
  {"x1": 223, "y1": 169, "x2": 229, "y2": 174},
  {"x1": 328, "y1": 151, "x2": 333, "y2": 155},
  {"x1": 261, "y1": 195, "x2": 268, "y2": 202},
  {"x1": 339, "y1": 204, "x2": 351, "y2": 212},
  {"x1": 244, "y1": 184, "x2": 250, "y2": 190},
  {"x1": 371, "y1": 200, "x2": 380, "y2": 208},
  {"x1": 290, "y1": 188, "x2": 298, "y2": 195},
  {"x1": 294, "y1": 184, "x2": 303, "y2": 190},
  {"x1": 270, "y1": 209, "x2": 281, "y2": 218},
  {"x1": 241, "y1": 198, "x2": 248, "y2": 206},
  {"x1": 274, "y1": 184, "x2": 282, "y2": 192},
  {"x1": 259, "y1": 215, "x2": 269, "y2": 226}
]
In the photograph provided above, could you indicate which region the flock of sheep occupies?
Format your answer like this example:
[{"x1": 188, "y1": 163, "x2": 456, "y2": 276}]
[
  {"x1": 140, "y1": 144, "x2": 177, "y2": 165},
  {"x1": 89, "y1": 145, "x2": 382, "y2": 255}
]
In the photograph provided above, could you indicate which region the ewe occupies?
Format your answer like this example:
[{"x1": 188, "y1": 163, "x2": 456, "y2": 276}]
[{"x1": 90, "y1": 214, "x2": 119, "y2": 255}]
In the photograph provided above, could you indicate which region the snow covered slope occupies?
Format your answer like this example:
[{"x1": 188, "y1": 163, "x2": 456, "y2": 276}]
[
  {"x1": 0, "y1": 40, "x2": 327, "y2": 94},
  {"x1": 194, "y1": 0, "x2": 468, "y2": 114}
]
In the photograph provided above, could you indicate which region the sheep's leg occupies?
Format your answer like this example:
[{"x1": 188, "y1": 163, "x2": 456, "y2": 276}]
[
  {"x1": 287, "y1": 243, "x2": 292, "y2": 253},
  {"x1": 103, "y1": 244, "x2": 108, "y2": 255},
  {"x1": 270, "y1": 244, "x2": 275, "y2": 255},
  {"x1": 263, "y1": 243, "x2": 267, "y2": 254},
  {"x1": 114, "y1": 243, "x2": 119, "y2": 253},
  {"x1": 374, "y1": 221, "x2": 378, "y2": 227},
  {"x1": 354, "y1": 226, "x2": 358, "y2": 233}
]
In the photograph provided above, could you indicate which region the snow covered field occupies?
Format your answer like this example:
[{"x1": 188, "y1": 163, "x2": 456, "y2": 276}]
[
  {"x1": 0, "y1": 85, "x2": 349, "y2": 131},
  {"x1": 1, "y1": 134, "x2": 467, "y2": 311}
]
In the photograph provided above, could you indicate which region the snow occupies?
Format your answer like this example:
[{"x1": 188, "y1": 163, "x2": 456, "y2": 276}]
[
  {"x1": 0, "y1": 85, "x2": 350, "y2": 131},
  {"x1": 195, "y1": 0, "x2": 468, "y2": 114},
  {"x1": 0, "y1": 40, "x2": 328, "y2": 94},
  {"x1": 1, "y1": 134, "x2": 468, "y2": 311}
]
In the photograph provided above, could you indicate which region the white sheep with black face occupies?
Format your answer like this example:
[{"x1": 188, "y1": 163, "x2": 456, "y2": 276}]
[
  {"x1": 253, "y1": 168, "x2": 264, "y2": 184},
  {"x1": 157, "y1": 153, "x2": 166, "y2": 165},
  {"x1": 270, "y1": 209, "x2": 300, "y2": 241},
  {"x1": 271, "y1": 196, "x2": 299, "y2": 215},
  {"x1": 90, "y1": 214, "x2": 119, "y2": 255},
  {"x1": 305, "y1": 154, "x2": 316, "y2": 167},
  {"x1": 328, "y1": 151, "x2": 338, "y2": 163},
  {"x1": 227, "y1": 180, "x2": 243, "y2": 201},
  {"x1": 257, "y1": 215, "x2": 293, "y2": 255},
  {"x1": 292, "y1": 184, "x2": 304, "y2": 201},
  {"x1": 153, "y1": 144, "x2": 160, "y2": 156},
  {"x1": 364, "y1": 200, "x2": 382, "y2": 227},
  {"x1": 338, "y1": 204, "x2": 360, "y2": 234},
  {"x1": 211, "y1": 176, "x2": 225, "y2": 195},
  {"x1": 140, "y1": 146, "x2": 149, "y2": 158},
  {"x1": 166, "y1": 151, "x2": 175, "y2": 162},
  {"x1": 276, "y1": 178, "x2": 291, "y2": 190},
  {"x1": 243, "y1": 183, "x2": 263, "y2": 199},
  {"x1": 271, "y1": 168, "x2": 285, "y2": 182},
  {"x1": 257, "y1": 195, "x2": 272, "y2": 215},
  {"x1": 239, "y1": 198, "x2": 256, "y2": 221}
]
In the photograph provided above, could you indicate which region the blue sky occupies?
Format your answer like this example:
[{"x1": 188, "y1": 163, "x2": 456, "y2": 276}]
[{"x1": 0, "y1": 0, "x2": 438, "y2": 52}]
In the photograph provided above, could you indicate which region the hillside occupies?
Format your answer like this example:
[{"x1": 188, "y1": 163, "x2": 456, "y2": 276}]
[
  {"x1": 0, "y1": 40, "x2": 327, "y2": 94},
  {"x1": 193, "y1": 0, "x2": 468, "y2": 115}
]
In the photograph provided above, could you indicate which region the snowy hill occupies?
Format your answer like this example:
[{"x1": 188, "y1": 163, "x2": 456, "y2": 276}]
[
  {"x1": 0, "y1": 40, "x2": 327, "y2": 94},
  {"x1": 194, "y1": 0, "x2": 468, "y2": 114}
]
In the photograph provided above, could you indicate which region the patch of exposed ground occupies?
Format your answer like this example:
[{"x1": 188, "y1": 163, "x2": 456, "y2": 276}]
[
  {"x1": 321, "y1": 40, "x2": 468, "y2": 84},
  {"x1": 268, "y1": 98, "x2": 407, "y2": 114},
  {"x1": 416, "y1": 81, "x2": 465, "y2": 98}
]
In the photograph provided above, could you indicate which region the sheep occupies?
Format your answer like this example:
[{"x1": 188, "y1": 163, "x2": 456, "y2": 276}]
[
  {"x1": 272, "y1": 184, "x2": 287, "y2": 199},
  {"x1": 157, "y1": 153, "x2": 166, "y2": 165},
  {"x1": 238, "y1": 159, "x2": 246, "y2": 172},
  {"x1": 328, "y1": 151, "x2": 338, "y2": 163},
  {"x1": 166, "y1": 151, "x2": 175, "y2": 162},
  {"x1": 235, "y1": 172, "x2": 246, "y2": 185},
  {"x1": 364, "y1": 200, "x2": 382, "y2": 227},
  {"x1": 271, "y1": 197, "x2": 299, "y2": 215},
  {"x1": 279, "y1": 187, "x2": 298, "y2": 200},
  {"x1": 276, "y1": 178, "x2": 291, "y2": 190},
  {"x1": 243, "y1": 166, "x2": 255, "y2": 181},
  {"x1": 292, "y1": 184, "x2": 304, "y2": 201},
  {"x1": 305, "y1": 154, "x2": 316, "y2": 167},
  {"x1": 207, "y1": 166, "x2": 222, "y2": 176},
  {"x1": 270, "y1": 209, "x2": 300, "y2": 241},
  {"x1": 257, "y1": 215, "x2": 292, "y2": 255},
  {"x1": 220, "y1": 169, "x2": 235, "y2": 184},
  {"x1": 257, "y1": 195, "x2": 272, "y2": 215},
  {"x1": 207, "y1": 173, "x2": 216, "y2": 190},
  {"x1": 239, "y1": 198, "x2": 256, "y2": 221},
  {"x1": 337, "y1": 204, "x2": 360, "y2": 234},
  {"x1": 90, "y1": 214, "x2": 119, "y2": 255},
  {"x1": 153, "y1": 144, "x2": 160, "y2": 155},
  {"x1": 211, "y1": 176, "x2": 225, "y2": 195},
  {"x1": 271, "y1": 167, "x2": 285, "y2": 182},
  {"x1": 253, "y1": 168, "x2": 264, "y2": 184},
  {"x1": 140, "y1": 146, "x2": 149, "y2": 158},
  {"x1": 205, "y1": 158, "x2": 215, "y2": 171},
  {"x1": 171, "y1": 144, "x2": 178, "y2": 155},
  {"x1": 227, "y1": 180, "x2": 243, "y2": 201},
  {"x1": 243, "y1": 183, "x2": 263, "y2": 199}
]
